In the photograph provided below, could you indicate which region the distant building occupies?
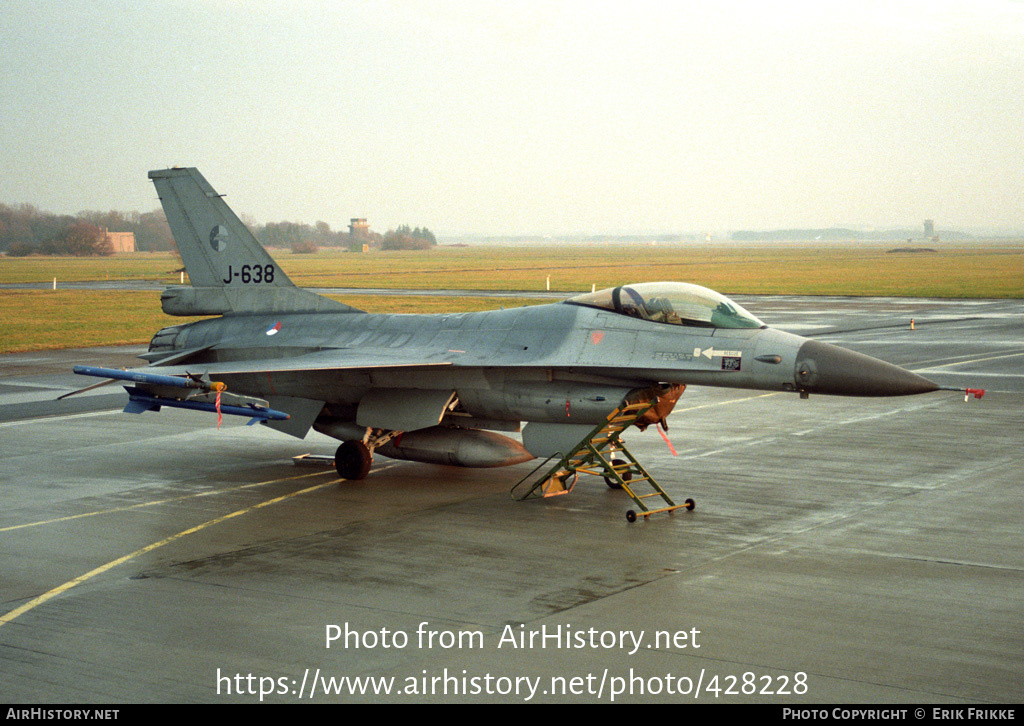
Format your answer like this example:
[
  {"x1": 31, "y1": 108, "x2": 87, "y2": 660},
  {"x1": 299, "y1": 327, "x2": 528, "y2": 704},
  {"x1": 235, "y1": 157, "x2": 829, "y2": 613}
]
[
  {"x1": 349, "y1": 218, "x2": 370, "y2": 238},
  {"x1": 106, "y1": 231, "x2": 136, "y2": 253},
  {"x1": 924, "y1": 219, "x2": 937, "y2": 241}
]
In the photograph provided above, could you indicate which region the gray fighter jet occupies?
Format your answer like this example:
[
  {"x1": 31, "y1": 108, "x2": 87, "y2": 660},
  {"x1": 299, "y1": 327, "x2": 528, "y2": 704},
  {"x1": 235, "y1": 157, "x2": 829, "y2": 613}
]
[{"x1": 73, "y1": 168, "x2": 948, "y2": 488}]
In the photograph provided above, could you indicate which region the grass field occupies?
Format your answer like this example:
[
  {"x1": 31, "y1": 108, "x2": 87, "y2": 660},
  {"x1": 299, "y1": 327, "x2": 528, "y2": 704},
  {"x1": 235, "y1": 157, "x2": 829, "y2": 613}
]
[{"x1": 1, "y1": 242, "x2": 1021, "y2": 353}]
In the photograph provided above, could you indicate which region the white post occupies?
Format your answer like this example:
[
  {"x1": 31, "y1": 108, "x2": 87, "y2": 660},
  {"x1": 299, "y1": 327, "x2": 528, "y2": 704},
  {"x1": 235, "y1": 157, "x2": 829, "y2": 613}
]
[
  {"x1": 546, "y1": 275, "x2": 550, "y2": 291},
  {"x1": 53, "y1": 277, "x2": 57, "y2": 290}
]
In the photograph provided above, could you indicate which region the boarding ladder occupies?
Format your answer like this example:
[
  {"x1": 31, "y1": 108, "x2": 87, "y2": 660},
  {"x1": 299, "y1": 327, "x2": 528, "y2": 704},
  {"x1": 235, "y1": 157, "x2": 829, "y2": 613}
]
[{"x1": 510, "y1": 400, "x2": 694, "y2": 522}]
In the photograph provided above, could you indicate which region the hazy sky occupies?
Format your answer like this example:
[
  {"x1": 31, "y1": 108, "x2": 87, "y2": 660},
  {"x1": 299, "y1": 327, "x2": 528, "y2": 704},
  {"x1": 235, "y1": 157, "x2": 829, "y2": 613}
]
[{"x1": 2, "y1": 1, "x2": 1023, "y2": 235}]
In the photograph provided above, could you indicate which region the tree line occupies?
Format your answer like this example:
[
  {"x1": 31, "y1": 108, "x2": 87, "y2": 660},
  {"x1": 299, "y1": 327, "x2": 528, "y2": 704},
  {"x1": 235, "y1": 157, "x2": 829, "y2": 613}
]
[
  {"x1": 0, "y1": 204, "x2": 175, "y2": 256},
  {"x1": 256, "y1": 221, "x2": 437, "y2": 252},
  {"x1": 382, "y1": 225, "x2": 437, "y2": 251},
  {"x1": 0, "y1": 201, "x2": 437, "y2": 256}
]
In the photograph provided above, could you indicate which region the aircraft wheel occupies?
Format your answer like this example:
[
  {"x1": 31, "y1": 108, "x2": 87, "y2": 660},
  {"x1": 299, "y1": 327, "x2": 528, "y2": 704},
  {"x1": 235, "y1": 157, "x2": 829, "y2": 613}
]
[
  {"x1": 604, "y1": 458, "x2": 630, "y2": 489},
  {"x1": 335, "y1": 441, "x2": 372, "y2": 480},
  {"x1": 626, "y1": 510, "x2": 637, "y2": 523}
]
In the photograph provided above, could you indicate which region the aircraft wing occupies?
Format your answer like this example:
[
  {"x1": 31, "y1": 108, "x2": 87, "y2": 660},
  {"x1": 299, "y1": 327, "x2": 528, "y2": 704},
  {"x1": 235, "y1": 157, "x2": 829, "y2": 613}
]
[
  {"x1": 69, "y1": 348, "x2": 458, "y2": 433},
  {"x1": 71, "y1": 344, "x2": 660, "y2": 437},
  {"x1": 143, "y1": 347, "x2": 455, "y2": 377}
]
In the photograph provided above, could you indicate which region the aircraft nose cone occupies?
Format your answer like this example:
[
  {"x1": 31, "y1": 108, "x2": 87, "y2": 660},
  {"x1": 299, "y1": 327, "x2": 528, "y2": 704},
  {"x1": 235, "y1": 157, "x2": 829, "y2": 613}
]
[{"x1": 794, "y1": 340, "x2": 939, "y2": 397}]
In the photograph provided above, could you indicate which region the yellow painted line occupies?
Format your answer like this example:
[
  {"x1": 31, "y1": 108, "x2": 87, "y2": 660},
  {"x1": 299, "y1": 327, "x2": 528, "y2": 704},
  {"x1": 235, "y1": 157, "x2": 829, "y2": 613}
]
[
  {"x1": 0, "y1": 476, "x2": 336, "y2": 629},
  {"x1": 0, "y1": 470, "x2": 335, "y2": 533}
]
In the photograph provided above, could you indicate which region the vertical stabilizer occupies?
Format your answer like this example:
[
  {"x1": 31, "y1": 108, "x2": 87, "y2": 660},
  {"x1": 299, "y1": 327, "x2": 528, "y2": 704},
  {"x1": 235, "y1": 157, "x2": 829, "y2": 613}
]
[
  {"x1": 150, "y1": 167, "x2": 291, "y2": 288},
  {"x1": 149, "y1": 167, "x2": 359, "y2": 316}
]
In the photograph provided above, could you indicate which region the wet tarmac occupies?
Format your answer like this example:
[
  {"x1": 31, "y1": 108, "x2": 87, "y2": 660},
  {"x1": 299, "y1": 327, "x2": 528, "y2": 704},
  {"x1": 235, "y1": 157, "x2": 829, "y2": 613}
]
[{"x1": 1, "y1": 296, "x2": 1021, "y2": 703}]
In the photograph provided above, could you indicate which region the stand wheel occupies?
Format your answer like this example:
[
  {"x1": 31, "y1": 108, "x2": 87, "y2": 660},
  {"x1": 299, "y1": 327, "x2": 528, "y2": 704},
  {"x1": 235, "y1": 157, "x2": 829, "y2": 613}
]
[
  {"x1": 626, "y1": 510, "x2": 637, "y2": 523},
  {"x1": 684, "y1": 498, "x2": 696, "y2": 511},
  {"x1": 335, "y1": 441, "x2": 372, "y2": 480}
]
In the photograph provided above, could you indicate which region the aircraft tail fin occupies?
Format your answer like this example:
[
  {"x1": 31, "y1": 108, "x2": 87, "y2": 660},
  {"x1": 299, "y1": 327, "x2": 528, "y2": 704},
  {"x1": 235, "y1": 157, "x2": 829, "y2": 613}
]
[{"x1": 149, "y1": 167, "x2": 360, "y2": 316}]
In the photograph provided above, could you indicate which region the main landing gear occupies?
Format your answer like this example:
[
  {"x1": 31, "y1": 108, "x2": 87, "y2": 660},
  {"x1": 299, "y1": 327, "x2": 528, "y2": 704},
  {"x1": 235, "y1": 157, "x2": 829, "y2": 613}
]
[
  {"x1": 603, "y1": 457, "x2": 630, "y2": 489},
  {"x1": 334, "y1": 440, "x2": 372, "y2": 480},
  {"x1": 333, "y1": 428, "x2": 404, "y2": 480}
]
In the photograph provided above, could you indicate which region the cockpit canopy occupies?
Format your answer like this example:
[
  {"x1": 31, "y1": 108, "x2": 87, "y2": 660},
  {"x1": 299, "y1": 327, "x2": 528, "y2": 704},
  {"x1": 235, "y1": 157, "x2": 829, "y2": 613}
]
[{"x1": 565, "y1": 282, "x2": 765, "y2": 329}]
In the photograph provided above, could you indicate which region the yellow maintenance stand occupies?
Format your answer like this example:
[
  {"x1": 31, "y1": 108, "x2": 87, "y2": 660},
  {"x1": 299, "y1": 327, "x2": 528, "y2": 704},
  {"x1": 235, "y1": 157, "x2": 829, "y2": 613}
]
[{"x1": 510, "y1": 399, "x2": 694, "y2": 522}]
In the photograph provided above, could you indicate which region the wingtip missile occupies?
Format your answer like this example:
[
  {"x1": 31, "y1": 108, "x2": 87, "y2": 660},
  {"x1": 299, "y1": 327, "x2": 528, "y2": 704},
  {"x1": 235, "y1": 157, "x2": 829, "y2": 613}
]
[
  {"x1": 71, "y1": 366, "x2": 284, "y2": 424},
  {"x1": 72, "y1": 366, "x2": 226, "y2": 394}
]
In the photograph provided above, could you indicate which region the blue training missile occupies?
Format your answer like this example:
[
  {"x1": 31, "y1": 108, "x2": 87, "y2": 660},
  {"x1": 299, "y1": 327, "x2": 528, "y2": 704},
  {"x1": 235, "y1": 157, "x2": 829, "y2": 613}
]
[
  {"x1": 71, "y1": 366, "x2": 289, "y2": 423},
  {"x1": 72, "y1": 365, "x2": 226, "y2": 392},
  {"x1": 123, "y1": 388, "x2": 290, "y2": 423}
]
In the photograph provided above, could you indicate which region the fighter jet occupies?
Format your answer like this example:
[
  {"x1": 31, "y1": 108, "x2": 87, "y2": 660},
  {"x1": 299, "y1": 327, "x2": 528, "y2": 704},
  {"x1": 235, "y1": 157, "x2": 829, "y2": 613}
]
[{"x1": 72, "y1": 168, "x2": 948, "y2": 491}]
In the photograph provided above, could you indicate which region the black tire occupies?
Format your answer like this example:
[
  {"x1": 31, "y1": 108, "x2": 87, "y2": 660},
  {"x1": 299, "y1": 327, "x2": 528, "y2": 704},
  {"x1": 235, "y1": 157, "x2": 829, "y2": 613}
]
[
  {"x1": 626, "y1": 510, "x2": 637, "y2": 523},
  {"x1": 684, "y1": 498, "x2": 696, "y2": 511},
  {"x1": 604, "y1": 458, "x2": 631, "y2": 489},
  {"x1": 335, "y1": 441, "x2": 372, "y2": 480}
]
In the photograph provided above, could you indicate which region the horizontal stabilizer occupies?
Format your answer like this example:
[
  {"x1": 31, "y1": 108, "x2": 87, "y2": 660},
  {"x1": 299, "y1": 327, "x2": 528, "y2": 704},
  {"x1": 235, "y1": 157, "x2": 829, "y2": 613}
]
[
  {"x1": 137, "y1": 344, "x2": 214, "y2": 366},
  {"x1": 160, "y1": 285, "x2": 359, "y2": 316}
]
